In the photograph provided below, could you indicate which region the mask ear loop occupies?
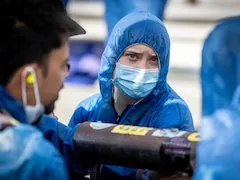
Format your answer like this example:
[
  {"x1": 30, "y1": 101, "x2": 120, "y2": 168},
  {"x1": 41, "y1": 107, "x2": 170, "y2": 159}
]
[{"x1": 21, "y1": 66, "x2": 41, "y2": 107}]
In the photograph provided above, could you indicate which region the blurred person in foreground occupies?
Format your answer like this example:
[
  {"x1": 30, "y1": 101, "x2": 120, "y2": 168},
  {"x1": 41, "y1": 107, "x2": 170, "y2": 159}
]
[
  {"x1": 201, "y1": 16, "x2": 240, "y2": 117},
  {"x1": 0, "y1": 0, "x2": 86, "y2": 179},
  {"x1": 69, "y1": 11, "x2": 194, "y2": 180},
  {"x1": 194, "y1": 16, "x2": 240, "y2": 179}
]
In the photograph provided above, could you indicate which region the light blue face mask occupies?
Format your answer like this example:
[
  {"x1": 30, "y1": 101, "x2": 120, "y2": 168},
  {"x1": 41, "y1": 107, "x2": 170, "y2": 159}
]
[{"x1": 112, "y1": 63, "x2": 159, "y2": 99}]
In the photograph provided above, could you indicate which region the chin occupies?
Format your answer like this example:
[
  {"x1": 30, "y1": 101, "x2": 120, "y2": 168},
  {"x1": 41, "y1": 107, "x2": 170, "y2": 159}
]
[
  {"x1": 44, "y1": 95, "x2": 59, "y2": 114},
  {"x1": 45, "y1": 103, "x2": 55, "y2": 114}
]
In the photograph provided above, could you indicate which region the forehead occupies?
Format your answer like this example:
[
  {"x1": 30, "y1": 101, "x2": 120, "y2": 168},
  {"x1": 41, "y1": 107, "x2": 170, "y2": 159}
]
[{"x1": 125, "y1": 44, "x2": 156, "y2": 55}]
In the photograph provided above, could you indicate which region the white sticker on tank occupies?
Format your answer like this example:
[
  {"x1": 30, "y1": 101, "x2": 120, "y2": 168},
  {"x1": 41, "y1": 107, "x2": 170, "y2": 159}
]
[
  {"x1": 152, "y1": 129, "x2": 187, "y2": 138},
  {"x1": 90, "y1": 122, "x2": 115, "y2": 130}
]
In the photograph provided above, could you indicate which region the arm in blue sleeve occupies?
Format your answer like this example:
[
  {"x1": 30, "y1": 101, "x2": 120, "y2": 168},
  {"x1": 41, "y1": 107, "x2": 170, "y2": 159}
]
[
  {"x1": 36, "y1": 114, "x2": 88, "y2": 178},
  {"x1": 68, "y1": 106, "x2": 84, "y2": 128},
  {"x1": 68, "y1": 94, "x2": 101, "y2": 128},
  {"x1": 0, "y1": 124, "x2": 70, "y2": 180},
  {"x1": 152, "y1": 99, "x2": 194, "y2": 131}
]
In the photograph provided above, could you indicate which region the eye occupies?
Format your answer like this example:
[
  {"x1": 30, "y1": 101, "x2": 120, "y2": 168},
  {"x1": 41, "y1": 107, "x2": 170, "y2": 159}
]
[
  {"x1": 151, "y1": 57, "x2": 158, "y2": 62},
  {"x1": 126, "y1": 53, "x2": 137, "y2": 60}
]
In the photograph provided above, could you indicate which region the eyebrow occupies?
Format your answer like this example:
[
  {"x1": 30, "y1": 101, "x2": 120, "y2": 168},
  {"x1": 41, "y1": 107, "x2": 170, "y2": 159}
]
[{"x1": 124, "y1": 50, "x2": 157, "y2": 57}]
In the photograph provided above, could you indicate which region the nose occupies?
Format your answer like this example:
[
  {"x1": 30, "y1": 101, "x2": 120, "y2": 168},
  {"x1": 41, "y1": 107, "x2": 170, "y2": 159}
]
[
  {"x1": 135, "y1": 57, "x2": 148, "y2": 69},
  {"x1": 64, "y1": 64, "x2": 70, "y2": 78},
  {"x1": 67, "y1": 63, "x2": 70, "y2": 72}
]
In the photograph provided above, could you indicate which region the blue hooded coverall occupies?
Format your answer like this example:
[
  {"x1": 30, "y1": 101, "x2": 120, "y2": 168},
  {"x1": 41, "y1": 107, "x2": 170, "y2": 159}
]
[
  {"x1": 0, "y1": 85, "x2": 69, "y2": 180},
  {"x1": 194, "y1": 17, "x2": 240, "y2": 179},
  {"x1": 201, "y1": 17, "x2": 240, "y2": 117},
  {"x1": 69, "y1": 11, "x2": 194, "y2": 179}
]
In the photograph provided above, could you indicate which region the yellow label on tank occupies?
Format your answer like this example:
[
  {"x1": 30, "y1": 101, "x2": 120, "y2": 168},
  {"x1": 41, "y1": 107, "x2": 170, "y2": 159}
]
[{"x1": 111, "y1": 125, "x2": 153, "y2": 136}]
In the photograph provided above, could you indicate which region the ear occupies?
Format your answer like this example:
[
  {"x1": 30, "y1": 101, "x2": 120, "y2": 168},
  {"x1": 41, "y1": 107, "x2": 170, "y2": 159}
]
[{"x1": 22, "y1": 64, "x2": 44, "y2": 90}]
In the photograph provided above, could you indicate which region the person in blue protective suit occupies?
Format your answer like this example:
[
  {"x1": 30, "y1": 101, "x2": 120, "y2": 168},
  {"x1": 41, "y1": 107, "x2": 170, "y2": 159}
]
[
  {"x1": 0, "y1": 111, "x2": 69, "y2": 180},
  {"x1": 194, "y1": 17, "x2": 240, "y2": 179},
  {"x1": 0, "y1": 0, "x2": 86, "y2": 179},
  {"x1": 104, "y1": 0, "x2": 168, "y2": 40},
  {"x1": 69, "y1": 11, "x2": 194, "y2": 179},
  {"x1": 201, "y1": 16, "x2": 240, "y2": 117}
]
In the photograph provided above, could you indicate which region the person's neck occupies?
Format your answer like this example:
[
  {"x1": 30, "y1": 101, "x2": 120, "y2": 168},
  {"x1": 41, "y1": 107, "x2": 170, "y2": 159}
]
[{"x1": 113, "y1": 86, "x2": 137, "y2": 116}]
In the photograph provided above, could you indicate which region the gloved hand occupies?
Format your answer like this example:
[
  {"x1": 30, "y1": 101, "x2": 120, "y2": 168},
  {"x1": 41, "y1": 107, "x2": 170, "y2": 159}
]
[{"x1": 136, "y1": 169, "x2": 191, "y2": 180}]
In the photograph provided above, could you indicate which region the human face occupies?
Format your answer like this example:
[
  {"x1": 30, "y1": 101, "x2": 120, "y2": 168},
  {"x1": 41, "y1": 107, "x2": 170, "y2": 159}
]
[
  {"x1": 112, "y1": 44, "x2": 160, "y2": 105},
  {"x1": 38, "y1": 41, "x2": 69, "y2": 114},
  {"x1": 118, "y1": 44, "x2": 159, "y2": 69}
]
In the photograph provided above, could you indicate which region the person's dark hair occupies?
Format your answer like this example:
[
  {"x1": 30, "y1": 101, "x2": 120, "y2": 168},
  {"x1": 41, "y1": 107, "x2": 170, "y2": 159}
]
[{"x1": 0, "y1": 0, "x2": 82, "y2": 85}]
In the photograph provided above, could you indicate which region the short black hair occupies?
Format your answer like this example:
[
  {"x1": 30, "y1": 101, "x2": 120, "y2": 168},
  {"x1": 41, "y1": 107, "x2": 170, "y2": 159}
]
[{"x1": 0, "y1": 0, "x2": 84, "y2": 85}]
